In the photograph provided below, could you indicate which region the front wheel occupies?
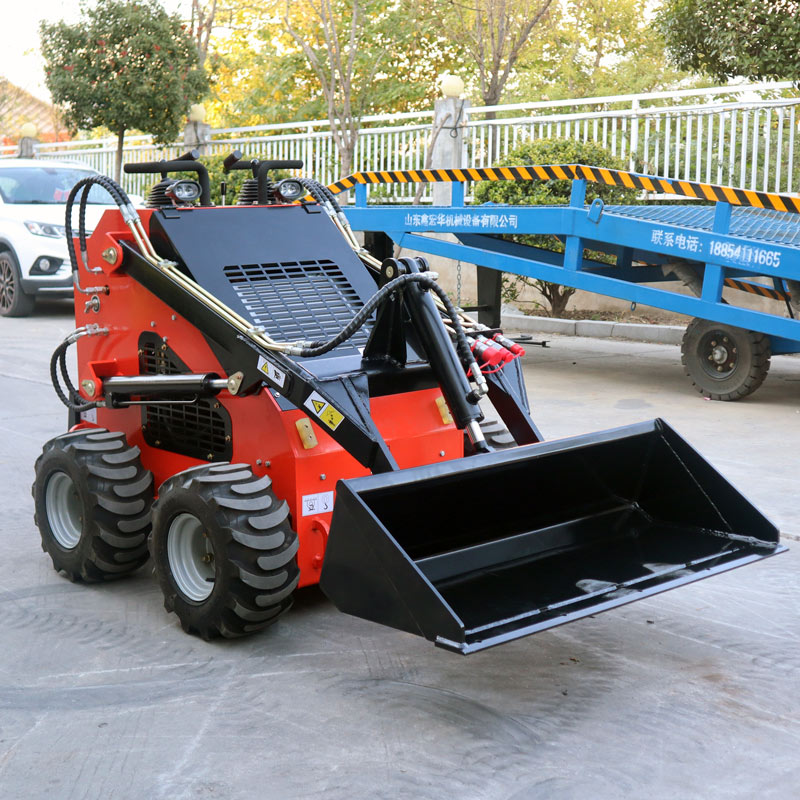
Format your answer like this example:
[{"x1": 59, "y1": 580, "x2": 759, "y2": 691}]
[
  {"x1": 150, "y1": 463, "x2": 300, "y2": 640},
  {"x1": 33, "y1": 429, "x2": 153, "y2": 581},
  {"x1": 681, "y1": 318, "x2": 770, "y2": 401}
]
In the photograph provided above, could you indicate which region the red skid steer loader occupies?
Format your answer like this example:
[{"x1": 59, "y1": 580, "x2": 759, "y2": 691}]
[{"x1": 32, "y1": 153, "x2": 784, "y2": 654}]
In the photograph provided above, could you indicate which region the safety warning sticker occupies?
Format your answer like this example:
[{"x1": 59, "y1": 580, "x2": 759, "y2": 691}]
[
  {"x1": 301, "y1": 490, "x2": 334, "y2": 516},
  {"x1": 303, "y1": 391, "x2": 345, "y2": 431},
  {"x1": 256, "y1": 355, "x2": 286, "y2": 388}
]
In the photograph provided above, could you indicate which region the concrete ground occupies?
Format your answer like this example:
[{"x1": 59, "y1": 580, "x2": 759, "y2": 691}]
[{"x1": 1, "y1": 299, "x2": 798, "y2": 800}]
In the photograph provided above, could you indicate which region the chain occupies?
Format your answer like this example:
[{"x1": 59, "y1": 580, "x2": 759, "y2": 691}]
[{"x1": 456, "y1": 260, "x2": 462, "y2": 307}]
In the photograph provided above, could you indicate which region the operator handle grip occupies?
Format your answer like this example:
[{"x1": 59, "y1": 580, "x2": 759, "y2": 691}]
[
  {"x1": 222, "y1": 150, "x2": 243, "y2": 172},
  {"x1": 123, "y1": 159, "x2": 205, "y2": 175},
  {"x1": 226, "y1": 158, "x2": 305, "y2": 173},
  {"x1": 258, "y1": 159, "x2": 304, "y2": 170},
  {"x1": 123, "y1": 159, "x2": 211, "y2": 206}
]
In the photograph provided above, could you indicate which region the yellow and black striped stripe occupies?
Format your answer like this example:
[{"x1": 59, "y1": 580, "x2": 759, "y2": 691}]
[
  {"x1": 724, "y1": 277, "x2": 788, "y2": 301},
  {"x1": 328, "y1": 164, "x2": 800, "y2": 215}
]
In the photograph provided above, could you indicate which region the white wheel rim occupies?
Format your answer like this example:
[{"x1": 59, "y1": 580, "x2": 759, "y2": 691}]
[
  {"x1": 167, "y1": 513, "x2": 215, "y2": 601},
  {"x1": 45, "y1": 471, "x2": 82, "y2": 549}
]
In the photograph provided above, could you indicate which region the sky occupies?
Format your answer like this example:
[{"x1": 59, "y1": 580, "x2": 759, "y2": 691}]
[{"x1": 0, "y1": 0, "x2": 191, "y2": 103}]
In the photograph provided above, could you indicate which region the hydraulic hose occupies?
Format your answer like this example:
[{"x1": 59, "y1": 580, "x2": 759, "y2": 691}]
[
  {"x1": 298, "y1": 271, "x2": 474, "y2": 376},
  {"x1": 50, "y1": 329, "x2": 103, "y2": 412}
]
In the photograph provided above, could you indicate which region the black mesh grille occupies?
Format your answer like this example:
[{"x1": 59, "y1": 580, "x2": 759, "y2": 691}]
[
  {"x1": 139, "y1": 339, "x2": 181, "y2": 375},
  {"x1": 138, "y1": 334, "x2": 232, "y2": 462},
  {"x1": 223, "y1": 259, "x2": 371, "y2": 348}
]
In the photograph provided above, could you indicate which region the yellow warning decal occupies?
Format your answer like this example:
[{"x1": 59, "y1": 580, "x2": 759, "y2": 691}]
[
  {"x1": 319, "y1": 405, "x2": 344, "y2": 431},
  {"x1": 303, "y1": 390, "x2": 345, "y2": 431}
]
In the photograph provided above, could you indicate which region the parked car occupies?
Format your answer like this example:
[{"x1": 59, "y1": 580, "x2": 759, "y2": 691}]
[{"x1": 0, "y1": 159, "x2": 118, "y2": 317}]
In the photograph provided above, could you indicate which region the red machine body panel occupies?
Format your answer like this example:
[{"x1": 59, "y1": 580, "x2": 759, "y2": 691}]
[{"x1": 71, "y1": 208, "x2": 463, "y2": 588}]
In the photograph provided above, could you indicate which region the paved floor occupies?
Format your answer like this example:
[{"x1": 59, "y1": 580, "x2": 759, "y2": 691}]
[{"x1": 1, "y1": 300, "x2": 798, "y2": 800}]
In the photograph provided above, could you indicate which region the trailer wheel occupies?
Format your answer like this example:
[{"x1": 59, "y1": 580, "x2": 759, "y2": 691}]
[
  {"x1": 33, "y1": 429, "x2": 153, "y2": 581},
  {"x1": 150, "y1": 463, "x2": 300, "y2": 640},
  {"x1": 681, "y1": 318, "x2": 771, "y2": 401},
  {"x1": 0, "y1": 250, "x2": 35, "y2": 317}
]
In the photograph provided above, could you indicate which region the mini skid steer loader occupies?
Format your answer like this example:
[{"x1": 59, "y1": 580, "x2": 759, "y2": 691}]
[{"x1": 32, "y1": 153, "x2": 784, "y2": 654}]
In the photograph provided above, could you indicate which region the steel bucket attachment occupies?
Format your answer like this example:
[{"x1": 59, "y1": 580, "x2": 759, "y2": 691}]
[{"x1": 320, "y1": 419, "x2": 783, "y2": 654}]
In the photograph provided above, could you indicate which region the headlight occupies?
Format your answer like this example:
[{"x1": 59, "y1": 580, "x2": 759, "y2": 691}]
[
  {"x1": 165, "y1": 179, "x2": 202, "y2": 205},
  {"x1": 25, "y1": 221, "x2": 66, "y2": 238},
  {"x1": 274, "y1": 179, "x2": 305, "y2": 202}
]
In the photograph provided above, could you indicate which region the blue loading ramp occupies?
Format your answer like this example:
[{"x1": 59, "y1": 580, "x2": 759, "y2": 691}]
[{"x1": 333, "y1": 164, "x2": 800, "y2": 399}]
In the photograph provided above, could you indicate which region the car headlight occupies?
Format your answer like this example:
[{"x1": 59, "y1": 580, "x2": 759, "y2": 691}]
[{"x1": 25, "y1": 221, "x2": 67, "y2": 238}]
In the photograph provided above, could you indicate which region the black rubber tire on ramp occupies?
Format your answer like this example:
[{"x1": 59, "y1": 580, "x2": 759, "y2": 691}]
[
  {"x1": 33, "y1": 429, "x2": 153, "y2": 581},
  {"x1": 681, "y1": 318, "x2": 771, "y2": 401},
  {"x1": 150, "y1": 463, "x2": 300, "y2": 640}
]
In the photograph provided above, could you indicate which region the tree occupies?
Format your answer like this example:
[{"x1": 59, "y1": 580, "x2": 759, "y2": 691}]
[
  {"x1": 205, "y1": 0, "x2": 458, "y2": 174},
  {"x1": 425, "y1": 0, "x2": 556, "y2": 112},
  {"x1": 190, "y1": 0, "x2": 219, "y2": 66},
  {"x1": 41, "y1": 0, "x2": 209, "y2": 182},
  {"x1": 509, "y1": 0, "x2": 697, "y2": 102},
  {"x1": 275, "y1": 0, "x2": 455, "y2": 174},
  {"x1": 656, "y1": 0, "x2": 800, "y2": 83}
]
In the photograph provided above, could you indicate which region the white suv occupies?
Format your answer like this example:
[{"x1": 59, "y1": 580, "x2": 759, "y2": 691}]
[{"x1": 0, "y1": 159, "x2": 117, "y2": 316}]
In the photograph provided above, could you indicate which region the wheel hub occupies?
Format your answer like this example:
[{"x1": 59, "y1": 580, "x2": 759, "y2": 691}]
[
  {"x1": 700, "y1": 332, "x2": 738, "y2": 379},
  {"x1": 45, "y1": 471, "x2": 83, "y2": 549},
  {"x1": 0, "y1": 258, "x2": 14, "y2": 312},
  {"x1": 167, "y1": 513, "x2": 216, "y2": 601}
]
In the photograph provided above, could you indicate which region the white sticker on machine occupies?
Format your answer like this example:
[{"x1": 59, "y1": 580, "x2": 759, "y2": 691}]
[
  {"x1": 80, "y1": 407, "x2": 97, "y2": 423},
  {"x1": 301, "y1": 490, "x2": 334, "y2": 517},
  {"x1": 256, "y1": 355, "x2": 286, "y2": 388}
]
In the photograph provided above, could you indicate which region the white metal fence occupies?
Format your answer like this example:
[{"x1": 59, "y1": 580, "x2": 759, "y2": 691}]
[{"x1": 3, "y1": 82, "x2": 797, "y2": 202}]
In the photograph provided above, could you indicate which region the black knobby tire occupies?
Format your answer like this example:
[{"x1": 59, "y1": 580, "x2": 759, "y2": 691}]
[
  {"x1": 0, "y1": 250, "x2": 35, "y2": 317},
  {"x1": 33, "y1": 429, "x2": 153, "y2": 581},
  {"x1": 150, "y1": 463, "x2": 300, "y2": 640},
  {"x1": 681, "y1": 318, "x2": 771, "y2": 401}
]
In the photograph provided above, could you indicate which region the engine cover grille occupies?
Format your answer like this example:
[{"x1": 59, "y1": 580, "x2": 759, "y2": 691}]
[
  {"x1": 138, "y1": 334, "x2": 232, "y2": 462},
  {"x1": 223, "y1": 259, "x2": 371, "y2": 350}
]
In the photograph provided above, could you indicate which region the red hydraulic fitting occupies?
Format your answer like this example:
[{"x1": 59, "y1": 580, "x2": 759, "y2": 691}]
[
  {"x1": 493, "y1": 333, "x2": 525, "y2": 357},
  {"x1": 468, "y1": 335, "x2": 505, "y2": 367}
]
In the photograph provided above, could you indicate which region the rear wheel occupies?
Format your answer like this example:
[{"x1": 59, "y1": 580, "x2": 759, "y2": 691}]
[
  {"x1": 0, "y1": 250, "x2": 35, "y2": 317},
  {"x1": 33, "y1": 429, "x2": 153, "y2": 581},
  {"x1": 681, "y1": 318, "x2": 770, "y2": 401},
  {"x1": 150, "y1": 463, "x2": 299, "y2": 640}
]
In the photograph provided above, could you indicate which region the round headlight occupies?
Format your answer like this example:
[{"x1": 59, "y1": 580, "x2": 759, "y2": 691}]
[{"x1": 274, "y1": 179, "x2": 305, "y2": 202}]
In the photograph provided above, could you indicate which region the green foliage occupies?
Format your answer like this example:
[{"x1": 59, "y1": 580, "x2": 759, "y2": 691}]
[
  {"x1": 474, "y1": 138, "x2": 639, "y2": 315},
  {"x1": 40, "y1": 0, "x2": 209, "y2": 142},
  {"x1": 655, "y1": 0, "x2": 800, "y2": 83},
  {"x1": 208, "y1": 0, "x2": 460, "y2": 128}
]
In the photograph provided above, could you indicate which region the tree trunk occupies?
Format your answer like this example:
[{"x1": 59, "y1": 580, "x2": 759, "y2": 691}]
[
  {"x1": 114, "y1": 127, "x2": 125, "y2": 185},
  {"x1": 340, "y1": 146, "x2": 354, "y2": 177}
]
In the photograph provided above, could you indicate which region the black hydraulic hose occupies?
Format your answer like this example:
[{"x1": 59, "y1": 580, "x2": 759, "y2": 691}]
[
  {"x1": 297, "y1": 177, "x2": 327, "y2": 206},
  {"x1": 65, "y1": 175, "x2": 132, "y2": 274},
  {"x1": 50, "y1": 336, "x2": 98, "y2": 412},
  {"x1": 298, "y1": 177, "x2": 344, "y2": 215},
  {"x1": 300, "y1": 272, "x2": 473, "y2": 370}
]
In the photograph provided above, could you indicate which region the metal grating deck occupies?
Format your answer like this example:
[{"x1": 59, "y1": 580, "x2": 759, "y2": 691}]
[
  {"x1": 604, "y1": 205, "x2": 800, "y2": 249},
  {"x1": 224, "y1": 259, "x2": 372, "y2": 349}
]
